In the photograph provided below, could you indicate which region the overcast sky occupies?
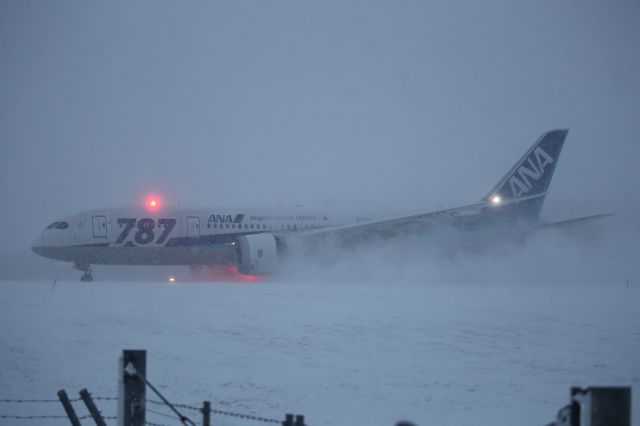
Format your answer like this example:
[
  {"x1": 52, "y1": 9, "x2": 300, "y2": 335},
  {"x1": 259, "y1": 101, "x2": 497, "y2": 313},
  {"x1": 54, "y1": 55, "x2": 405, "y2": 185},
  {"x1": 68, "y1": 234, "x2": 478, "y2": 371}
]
[{"x1": 1, "y1": 0, "x2": 639, "y2": 254}]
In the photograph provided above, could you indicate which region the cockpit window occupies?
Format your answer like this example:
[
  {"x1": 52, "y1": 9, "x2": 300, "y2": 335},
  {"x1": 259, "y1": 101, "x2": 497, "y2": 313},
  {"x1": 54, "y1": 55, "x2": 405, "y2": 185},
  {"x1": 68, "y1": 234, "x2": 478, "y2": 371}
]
[{"x1": 46, "y1": 221, "x2": 69, "y2": 230}]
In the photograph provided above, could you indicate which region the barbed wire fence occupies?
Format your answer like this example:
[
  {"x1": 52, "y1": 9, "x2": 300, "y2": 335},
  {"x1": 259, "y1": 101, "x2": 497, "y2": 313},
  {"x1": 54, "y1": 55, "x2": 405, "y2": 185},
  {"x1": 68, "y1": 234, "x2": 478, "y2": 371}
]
[
  {"x1": 0, "y1": 397, "x2": 115, "y2": 423},
  {"x1": 0, "y1": 350, "x2": 306, "y2": 426},
  {"x1": 0, "y1": 396, "x2": 297, "y2": 426},
  {"x1": 1, "y1": 359, "x2": 632, "y2": 426},
  {"x1": 0, "y1": 397, "x2": 289, "y2": 426}
]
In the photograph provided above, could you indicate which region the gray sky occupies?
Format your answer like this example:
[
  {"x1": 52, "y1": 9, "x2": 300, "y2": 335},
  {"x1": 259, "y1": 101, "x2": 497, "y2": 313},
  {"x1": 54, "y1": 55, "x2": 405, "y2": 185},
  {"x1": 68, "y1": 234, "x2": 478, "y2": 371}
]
[{"x1": 1, "y1": 0, "x2": 639, "y2": 254}]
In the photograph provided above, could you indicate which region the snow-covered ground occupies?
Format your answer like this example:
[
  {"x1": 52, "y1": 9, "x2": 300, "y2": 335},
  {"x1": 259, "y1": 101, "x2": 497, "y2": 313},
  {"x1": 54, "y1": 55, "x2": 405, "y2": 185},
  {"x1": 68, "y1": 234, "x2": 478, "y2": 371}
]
[{"x1": 0, "y1": 278, "x2": 638, "y2": 426}]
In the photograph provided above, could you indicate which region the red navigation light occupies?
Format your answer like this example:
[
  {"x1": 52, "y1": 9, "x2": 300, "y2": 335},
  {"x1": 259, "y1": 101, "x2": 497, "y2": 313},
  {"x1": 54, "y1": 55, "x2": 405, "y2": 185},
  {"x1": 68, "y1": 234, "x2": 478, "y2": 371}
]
[{"x1": 145, "y1": 194, "x2": 162, "y2": 211}]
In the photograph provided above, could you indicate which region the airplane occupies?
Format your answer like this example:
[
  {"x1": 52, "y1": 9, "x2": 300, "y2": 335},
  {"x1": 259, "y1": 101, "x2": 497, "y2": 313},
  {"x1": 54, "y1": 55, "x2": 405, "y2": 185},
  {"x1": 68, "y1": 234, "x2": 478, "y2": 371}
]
[{"x1": 31, "y1": 129, "x2": 607, "y2": 281}]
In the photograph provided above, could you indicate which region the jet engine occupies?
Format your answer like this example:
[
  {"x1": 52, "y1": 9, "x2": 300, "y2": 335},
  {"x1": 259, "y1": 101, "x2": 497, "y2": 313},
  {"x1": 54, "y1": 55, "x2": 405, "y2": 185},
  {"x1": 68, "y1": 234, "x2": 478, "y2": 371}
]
[{"x1": 235, "y1": 233, "x2": 281, "y2": 275}]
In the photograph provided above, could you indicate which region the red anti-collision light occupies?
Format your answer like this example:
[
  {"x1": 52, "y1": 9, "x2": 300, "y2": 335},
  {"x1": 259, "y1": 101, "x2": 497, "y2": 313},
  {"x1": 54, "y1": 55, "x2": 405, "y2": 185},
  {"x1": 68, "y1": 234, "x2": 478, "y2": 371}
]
[{"x1": 145, "y1": 195, "x2": 162, "y2": 211}]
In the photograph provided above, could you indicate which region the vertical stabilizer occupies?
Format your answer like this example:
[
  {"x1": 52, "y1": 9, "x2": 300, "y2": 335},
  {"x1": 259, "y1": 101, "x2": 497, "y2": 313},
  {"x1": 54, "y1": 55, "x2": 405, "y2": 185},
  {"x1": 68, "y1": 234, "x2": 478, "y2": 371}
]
[
  {"x1": 484, "y1": 129, "x2": 567, "y2": 201},
  {"x1": 483, "y1": 129, "x2": 568, "y2": 221}
]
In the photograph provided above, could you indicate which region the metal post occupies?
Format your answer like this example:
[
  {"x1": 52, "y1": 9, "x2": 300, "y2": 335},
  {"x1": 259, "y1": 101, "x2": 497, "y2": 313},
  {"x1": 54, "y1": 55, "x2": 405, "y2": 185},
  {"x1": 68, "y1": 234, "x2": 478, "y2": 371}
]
[
  {"x1": 118, "y1": 350, "x2": 146, "y2": 426},
  {"x1": 294, "y1": 414, "x2": 305, "y2": 426},
  {"x1": 283, "y1": 413, "x2": 294, "y2": 426},
  {"x1": 202, "y1": 401, "x2": 211, "y2": 426},
  {"x1": 79, "y1": 389, "x2": 107, "y2": 426},
  {"x1": 57, "y1": 390, "x2": 82, "y2": 426},
  {"x1": 571, "y1": 387, "x2": 631, "y2": 426}
]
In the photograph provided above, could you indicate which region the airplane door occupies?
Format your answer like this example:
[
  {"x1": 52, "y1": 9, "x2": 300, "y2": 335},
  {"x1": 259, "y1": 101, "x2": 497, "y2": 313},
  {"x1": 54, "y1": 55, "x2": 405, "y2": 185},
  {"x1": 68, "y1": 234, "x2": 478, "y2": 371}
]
[
  {"x1": 186, "y1": 216, "x2": 200, "y2": 238},
  {"x1": 92, "y1": 215, "x2": 107, "y2": 238}
]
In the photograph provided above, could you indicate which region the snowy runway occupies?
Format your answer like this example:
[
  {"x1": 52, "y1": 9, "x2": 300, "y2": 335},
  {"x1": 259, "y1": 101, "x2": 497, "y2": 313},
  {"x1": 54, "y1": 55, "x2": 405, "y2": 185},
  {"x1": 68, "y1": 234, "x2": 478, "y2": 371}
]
[{"x1": 1, "y1": 280, "x2": 638, "y2": 426}]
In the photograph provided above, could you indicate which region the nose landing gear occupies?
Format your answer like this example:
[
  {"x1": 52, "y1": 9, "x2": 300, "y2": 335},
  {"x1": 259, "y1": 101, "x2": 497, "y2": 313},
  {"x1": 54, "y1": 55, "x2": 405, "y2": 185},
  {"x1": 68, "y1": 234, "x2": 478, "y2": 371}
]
[
  {"x1": 80, "y1": 270, "x2": 93, "y2": 282},
  {"x1": 74, "y1": 262, "x2": 94, "y2": 282}
]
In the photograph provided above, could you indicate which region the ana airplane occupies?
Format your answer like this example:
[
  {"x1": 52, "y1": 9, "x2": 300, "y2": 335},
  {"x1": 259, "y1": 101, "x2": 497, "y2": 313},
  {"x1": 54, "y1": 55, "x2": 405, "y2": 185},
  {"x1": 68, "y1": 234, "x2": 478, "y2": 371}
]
[{"x1": 31, "y1": 129, "x2": 605, "y2": 281}]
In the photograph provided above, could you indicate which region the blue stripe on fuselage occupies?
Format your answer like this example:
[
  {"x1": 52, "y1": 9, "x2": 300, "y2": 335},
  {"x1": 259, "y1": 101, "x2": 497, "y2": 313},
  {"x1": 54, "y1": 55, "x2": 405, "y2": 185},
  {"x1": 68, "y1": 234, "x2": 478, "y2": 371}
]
[{"x1": 163, "y1": 231, "x2": 266, "y2": 248}]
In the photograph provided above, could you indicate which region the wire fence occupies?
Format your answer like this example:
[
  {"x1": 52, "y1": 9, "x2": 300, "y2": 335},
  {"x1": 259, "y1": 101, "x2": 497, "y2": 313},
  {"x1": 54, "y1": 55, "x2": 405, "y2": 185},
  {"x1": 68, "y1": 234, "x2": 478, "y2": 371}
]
[
  {"x1": 147, "y1": 399, "x2": 282, "y2": 424},
  {"x1": 144, "y1": 421, "x2": 172, "y2": 426},
  {"x1": 1, "y1": 395, "x2": 288, "y2": 425},
  {"x1": 0, "y1": 398, "x2": 117, "y2": 423},
  {"x1": 0, "y1": 350, "x2": 304, "y2": 426}
]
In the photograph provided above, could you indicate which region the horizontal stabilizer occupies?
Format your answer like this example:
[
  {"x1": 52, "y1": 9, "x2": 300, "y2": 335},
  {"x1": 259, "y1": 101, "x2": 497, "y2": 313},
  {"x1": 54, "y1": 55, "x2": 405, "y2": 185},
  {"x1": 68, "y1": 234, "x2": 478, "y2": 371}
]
[{"x1": 542, "y1": 213, "x2": 614, "y2": 230}]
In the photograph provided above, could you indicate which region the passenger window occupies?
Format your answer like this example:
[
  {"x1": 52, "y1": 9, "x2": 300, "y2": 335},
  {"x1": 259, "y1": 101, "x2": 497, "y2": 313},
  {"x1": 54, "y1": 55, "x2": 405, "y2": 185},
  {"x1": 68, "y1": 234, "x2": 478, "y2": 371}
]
[{"x1": 47, "y1": 222, "x2": 69, "y2": 230}]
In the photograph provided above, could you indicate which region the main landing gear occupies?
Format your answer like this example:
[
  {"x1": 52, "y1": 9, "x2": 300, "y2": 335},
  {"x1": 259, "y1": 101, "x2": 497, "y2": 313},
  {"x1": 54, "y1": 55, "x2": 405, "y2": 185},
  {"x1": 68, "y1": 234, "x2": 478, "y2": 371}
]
[{"x1": 74, "y1": 263, "x2": 93, "y2": 282}]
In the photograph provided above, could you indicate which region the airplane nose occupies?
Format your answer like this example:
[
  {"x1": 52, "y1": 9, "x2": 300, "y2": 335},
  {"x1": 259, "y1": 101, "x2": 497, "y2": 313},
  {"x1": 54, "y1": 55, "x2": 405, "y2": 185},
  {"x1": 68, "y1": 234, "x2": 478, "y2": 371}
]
[
  {"x1": 32, "y1": 221, "x2": 73, "y2": 260},
  {"x1": 31, "y1": 233, "x2": 44, "y2": 254}
]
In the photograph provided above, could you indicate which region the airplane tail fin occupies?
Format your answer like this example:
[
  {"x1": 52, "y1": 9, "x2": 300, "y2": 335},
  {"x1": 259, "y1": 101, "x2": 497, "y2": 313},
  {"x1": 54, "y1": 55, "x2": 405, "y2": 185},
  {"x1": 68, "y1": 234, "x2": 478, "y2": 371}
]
[{"x1": 483, "y1": 129, "x2": 568, "y2": 220}]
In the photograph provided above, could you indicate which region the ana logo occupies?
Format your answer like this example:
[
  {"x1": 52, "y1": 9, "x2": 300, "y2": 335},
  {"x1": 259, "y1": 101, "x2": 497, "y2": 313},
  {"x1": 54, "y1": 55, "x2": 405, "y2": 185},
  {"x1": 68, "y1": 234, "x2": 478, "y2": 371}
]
[
  {"x1": 508, "y1": 147, "x2": 554, "y2": 197},
  {"x1": 207, "y1": 214, "x2": 245, "y2": 225}
]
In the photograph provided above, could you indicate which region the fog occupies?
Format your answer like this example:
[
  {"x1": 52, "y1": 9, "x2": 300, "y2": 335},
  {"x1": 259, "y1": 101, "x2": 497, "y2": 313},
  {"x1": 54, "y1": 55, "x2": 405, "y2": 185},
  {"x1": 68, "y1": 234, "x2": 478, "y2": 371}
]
[
  {"x1": 1, "y1": 1, "x2": 639, "y2": 280},
  {"x1": 2, "y1": 5, "x2": 640, "y2": 425},
  {"x1": 277, "y1": 216, "x2": 639, "y2": 287}
]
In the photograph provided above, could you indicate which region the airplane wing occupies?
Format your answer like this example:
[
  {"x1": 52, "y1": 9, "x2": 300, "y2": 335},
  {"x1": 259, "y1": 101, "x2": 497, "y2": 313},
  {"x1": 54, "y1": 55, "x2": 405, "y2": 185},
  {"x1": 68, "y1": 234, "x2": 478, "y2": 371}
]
[
  {"x1": 295, "y1": 193, "x2": 546, "y2": 246},
  {"x1": 297, "y1": 204, "x2": 477, "y2": 244}
]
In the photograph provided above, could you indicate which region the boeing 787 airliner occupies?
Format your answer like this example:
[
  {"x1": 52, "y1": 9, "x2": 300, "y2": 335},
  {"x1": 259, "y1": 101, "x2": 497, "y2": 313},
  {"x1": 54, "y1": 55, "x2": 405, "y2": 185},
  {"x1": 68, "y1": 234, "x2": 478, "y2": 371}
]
[{"x1": 32, "y1": 129, "x2": 607, "y2": 281}]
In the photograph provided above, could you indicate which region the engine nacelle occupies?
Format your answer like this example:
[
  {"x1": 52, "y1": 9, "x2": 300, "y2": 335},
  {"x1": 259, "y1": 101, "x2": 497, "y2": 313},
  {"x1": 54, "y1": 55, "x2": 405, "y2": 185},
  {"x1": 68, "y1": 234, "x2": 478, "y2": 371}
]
[{"x1": 235, "y1": 233, "x2": 280, "y2": 275}]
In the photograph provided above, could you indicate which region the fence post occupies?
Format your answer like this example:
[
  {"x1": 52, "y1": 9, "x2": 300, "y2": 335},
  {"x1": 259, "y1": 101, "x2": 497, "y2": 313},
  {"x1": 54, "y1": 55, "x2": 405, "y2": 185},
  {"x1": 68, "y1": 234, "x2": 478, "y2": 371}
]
[
  {"x1": 571, "y1": 387, "x2": 631, "y2": 426},
  {"x1": 283, "y1": 413, "x2": 294, "y2": 426},
  {"x1": 118, "y1": 350, "x2": 146, "y2": 426},
  {"x1": 294, "y1": 414, "x2": 305, "y2": 426},
  {"x1": 202, "y1": 401, "x2": 211, "y2": 426},
  {"x1": 79, "y1": 389, "x2": 107, "y2": 426},
  {"x1": 58, "y1": 389, "x2": 82, "y2": 426}
]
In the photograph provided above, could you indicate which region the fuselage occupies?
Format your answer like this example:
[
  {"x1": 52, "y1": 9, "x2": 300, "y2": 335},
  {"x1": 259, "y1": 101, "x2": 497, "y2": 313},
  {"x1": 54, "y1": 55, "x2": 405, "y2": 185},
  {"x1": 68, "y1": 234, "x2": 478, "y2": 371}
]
[{"x1": 31, "y1": 206, "x2": 392, "y2": 268}]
